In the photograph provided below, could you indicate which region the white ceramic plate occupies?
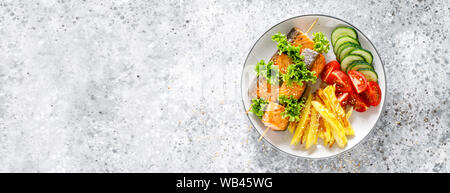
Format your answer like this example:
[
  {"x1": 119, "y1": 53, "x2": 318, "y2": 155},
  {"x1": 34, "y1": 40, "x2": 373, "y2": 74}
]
[{"x1": 241, "y1": 15, "x2": 386, "y2": 159}]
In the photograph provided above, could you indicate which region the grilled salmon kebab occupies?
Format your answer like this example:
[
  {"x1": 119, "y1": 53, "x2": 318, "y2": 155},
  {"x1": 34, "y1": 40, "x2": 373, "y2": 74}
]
[{"x1": 252, "y1": 27, "x2": 329, "y2": 131}]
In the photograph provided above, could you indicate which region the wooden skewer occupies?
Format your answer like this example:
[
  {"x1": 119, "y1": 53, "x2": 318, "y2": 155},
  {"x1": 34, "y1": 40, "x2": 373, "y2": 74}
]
[
  {"x1": 258, "y1": 127, "x2": 270, "y2": 142},
  {"x1": 305, "y1": 18, "x2": 319, "y2": 35},
  {"x1": 245, "y1": 106, "x2": 252, "y2": 114}
]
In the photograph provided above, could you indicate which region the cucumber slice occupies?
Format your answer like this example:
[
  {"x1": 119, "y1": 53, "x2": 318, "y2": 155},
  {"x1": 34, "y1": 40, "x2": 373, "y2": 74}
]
[
  {"x1": 338, "y1": 46, "x2": 359, "y2": 62},
  {"x1": 337, "y1": 43, "x2": 360, "y2": 62},
  {"x1": 331, "y1": 27, "x2": 358, "y2": 46},
  {"x1": 346, "y1": 60, "x2": 373, "y2": 73},
  {"x1": 335, "y1": 42, "x2": 357, "y2": 59},
  {"x1": 340, "y1": 54, "x2": 365, "y2": 72},
  {"x1": 333, "y1": 36, "x2": 360, "y2": 54},
  {"x1": 349, "y1": 48, "x2": 373, "y2": 64},
  {"x1": 357, "y1": 68, "x2": 378, "y2": 82}
]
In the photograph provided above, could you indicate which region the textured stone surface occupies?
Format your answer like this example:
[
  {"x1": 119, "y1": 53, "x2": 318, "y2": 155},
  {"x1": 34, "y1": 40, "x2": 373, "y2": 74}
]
[{"x1": 0, "y1": 0, "x2": 448, "y2": 172}]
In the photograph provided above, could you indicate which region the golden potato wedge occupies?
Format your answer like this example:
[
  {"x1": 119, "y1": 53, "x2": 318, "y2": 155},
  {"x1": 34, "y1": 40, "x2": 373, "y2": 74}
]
[
  {"x1": 305, "y1": 106, "x2": 319, "y2": 149},
  {"x1": 311, "y1": 101, "x2": 347, "y2": 148},
  {"x1": 346, "y1": 106, "x2": 353, "y2": 120},
  {"x1": 318, "y1": 118, "x2": 325, "y2": 140},
  {"x1": 290, "y1": 89, "x2": 313, "y2": 145},
  {"x1": 322, "y1": 86, "x2": 355, "y2": 136},
  {"x1": 288, "y1": 121, "x2": 298, "y2": 134},
  {"x1": 317, "y1": 89, "x2": 331, "y2": 109},
  {"x1": 319, "y1": 118, "x2": 327, "y2": 145},
  {"x1": 329, "y1": 138, "x2": 335, "y2": 148},
  {"x1": 323, "y1": 119, "x2": 333, "y2": 147},
  {"x1": 301, "y1": 123, "x2": 309, "y2": 144}
]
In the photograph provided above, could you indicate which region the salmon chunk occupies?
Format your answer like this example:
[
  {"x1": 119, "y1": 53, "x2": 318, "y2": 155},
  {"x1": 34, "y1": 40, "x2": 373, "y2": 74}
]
[
  {"x1": 310, "y1": 53, "x2": 326, "y2": 77},
  {"x1": 279, "y1": 81, "x2": 306, "y2": 100},
  {"x1": 272, "y1": 53, "x2": 292, "y2": 74},
  {"x1": 256, "y1": 77, "x2": 279, "y2": 102},
  {"x1": 262, "y1": 102, "x2": 289, "y2": 131},
  {"x1": 301, "y1": 48, "x2": 319, "y2": 68},
  {"x1": 291, "y1": 30, "x2": 315, "y2": 54}
]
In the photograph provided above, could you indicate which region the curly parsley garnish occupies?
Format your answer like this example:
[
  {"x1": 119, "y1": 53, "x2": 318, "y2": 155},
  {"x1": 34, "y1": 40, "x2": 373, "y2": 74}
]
[
  {"x1": 312, "y1": 32, "x2": 330, "y2": 53},
  {"x1": 255, "y1": 60, "x2": 279, "y2": 85},
  {"x1": 250, "y1": 98, "x2": 269, "y2": 118},
  {"x1": 279, "y1": 95, "x2": 305, "y2": 122},
  {"x1": 282, "y1": 61, "x2": 317, "y2": 86},
  {"x1": 271, "y1": 32, "x2": 304, "y2": 63}
]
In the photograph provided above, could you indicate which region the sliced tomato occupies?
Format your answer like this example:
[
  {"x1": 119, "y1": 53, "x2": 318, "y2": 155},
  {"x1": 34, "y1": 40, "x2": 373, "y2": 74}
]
[
  {"x1": 321, "y1": 60, "x2": 340, "y2": 84},
  {"x1": 348, "y1": 70, "x2": 368, "y2": 94},
  {"x1": 363, "y1": 81, "x2": 382, "y2": 106},
  {"x1": 335, "y1": 92, "x2": 350, "y2": 107},
  {"x1": 348, "y1": 92, "x2": 369, "y2": 112},
  {"x1": 329, "y1": 70, "x2": 352, "y2": 92}
]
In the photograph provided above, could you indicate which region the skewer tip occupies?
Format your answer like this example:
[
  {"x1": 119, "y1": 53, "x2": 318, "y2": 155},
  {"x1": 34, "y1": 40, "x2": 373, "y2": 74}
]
[
  {"x1": 258, "y1": 127, "x2": 270, "y2": 142},
  {"x1": 305, "y1": 18, "x2": 319, "y2": 35}
]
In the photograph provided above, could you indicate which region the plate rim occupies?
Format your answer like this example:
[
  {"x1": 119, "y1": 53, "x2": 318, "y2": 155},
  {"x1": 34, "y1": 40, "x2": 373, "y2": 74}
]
[{"x1": 240, "y1": 14, "x2": 387, "y2": 159}]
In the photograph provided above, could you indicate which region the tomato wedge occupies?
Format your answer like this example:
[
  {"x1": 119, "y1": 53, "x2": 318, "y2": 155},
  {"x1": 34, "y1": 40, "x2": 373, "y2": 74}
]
[
  {"x1": 363, "y1": 81, "x2": 382, "y2": 106},
  {"x1": 329, "y1": 70, "x2": 352, "y2": 92},
  {"x1": 321, "y1": 60, "x2": 340, "y2": 84},
  {"x1": 335, "y1": 92, "x2": 350, "y2": 107},
  {"x1": 348, "y1": 92, "x2": 369, "y2": 112},
  {"x1": 348, "y1": 70, "x2": 368, "y2": 94}
]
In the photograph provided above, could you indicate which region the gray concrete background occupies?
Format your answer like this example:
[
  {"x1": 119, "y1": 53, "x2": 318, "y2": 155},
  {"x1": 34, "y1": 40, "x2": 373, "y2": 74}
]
[{"x1": 0, "y1": 0, "x2": 448, "y2": 172}]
